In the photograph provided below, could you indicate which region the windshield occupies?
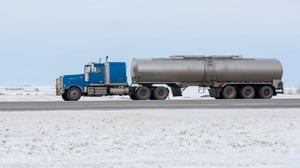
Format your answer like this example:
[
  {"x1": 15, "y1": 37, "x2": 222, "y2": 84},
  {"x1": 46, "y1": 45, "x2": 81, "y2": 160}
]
[{"x1": 84, "y1": 65, "x2": 92, "y2": 73}]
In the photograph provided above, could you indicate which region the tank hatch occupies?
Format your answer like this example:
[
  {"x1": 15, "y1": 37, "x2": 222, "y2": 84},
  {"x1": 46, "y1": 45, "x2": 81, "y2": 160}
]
[{"x1": 168, "y1": 55, "x2": 243, "y2": 60}]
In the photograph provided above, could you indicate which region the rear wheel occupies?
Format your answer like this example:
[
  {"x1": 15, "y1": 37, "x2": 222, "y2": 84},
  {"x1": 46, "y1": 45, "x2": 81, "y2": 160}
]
[
  {"x1": 152, "y1": 87, "x2": 169, "y2": 100},
  {"x1": 62, "y1": 93, "x2": 69, "y2": 101},
  {"x1": 222, "y1": 85, "x2": 237, "y2": 99},
  {"x1": 258, "y1": 86, "x2": 273, "y2": 99},
  {"x1": 135, "y1": 87, "x2": 151, "y2": 100},
  {"x1": 240, "y1": 86, "x2": 255, "y2": 99},
  {"x1": 129, "y1": 94, "x2": 137, "y2": 100},
  {"x1": 66, "y1": 87, "x2": 82, "y2": 101}
]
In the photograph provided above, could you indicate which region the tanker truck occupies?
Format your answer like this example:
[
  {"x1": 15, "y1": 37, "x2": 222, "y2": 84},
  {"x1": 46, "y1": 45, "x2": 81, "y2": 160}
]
[{"x1": 56, "y1": 55, "x2": 284, "y2": 101}]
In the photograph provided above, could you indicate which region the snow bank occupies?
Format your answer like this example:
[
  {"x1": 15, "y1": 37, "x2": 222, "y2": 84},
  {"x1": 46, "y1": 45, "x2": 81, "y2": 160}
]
[{"x1": 0, "y1": 109, "x2": 299, "y2": 168}]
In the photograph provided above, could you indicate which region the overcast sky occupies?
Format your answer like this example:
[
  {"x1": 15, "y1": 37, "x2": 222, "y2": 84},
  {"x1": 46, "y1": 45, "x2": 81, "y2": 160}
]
[{"x1": 0, "y1": 0, "x2": 299, "y2": 87}]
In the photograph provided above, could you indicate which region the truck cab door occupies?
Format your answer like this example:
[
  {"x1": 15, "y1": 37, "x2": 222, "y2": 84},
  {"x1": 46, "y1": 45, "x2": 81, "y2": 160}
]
[{"x1": 89, "y1": 64, "x2": 105, "y2": 85}]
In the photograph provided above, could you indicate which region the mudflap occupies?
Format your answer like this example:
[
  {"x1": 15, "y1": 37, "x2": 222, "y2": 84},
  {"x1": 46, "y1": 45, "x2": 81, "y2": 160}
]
[
  {"x1": 209, "y1": 88, "x2": 222, "y2": 98},
  {"x1": 171, "y1": 86, "x2": 182, "y2": 97}
]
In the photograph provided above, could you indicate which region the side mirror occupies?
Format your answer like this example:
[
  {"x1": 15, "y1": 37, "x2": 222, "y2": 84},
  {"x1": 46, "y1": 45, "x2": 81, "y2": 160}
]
[
  {"x1": 84, "y1": 65, "x2": 92, "y2": 82},
  {"x1": 84, "y1": 71, "x2": 90, "y2": 82}
]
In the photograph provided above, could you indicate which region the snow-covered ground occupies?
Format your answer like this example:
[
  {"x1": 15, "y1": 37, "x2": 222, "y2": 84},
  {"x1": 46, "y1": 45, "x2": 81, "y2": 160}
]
[{"x1": 0, "y1": 109, "x2": 299, "y2": 168}]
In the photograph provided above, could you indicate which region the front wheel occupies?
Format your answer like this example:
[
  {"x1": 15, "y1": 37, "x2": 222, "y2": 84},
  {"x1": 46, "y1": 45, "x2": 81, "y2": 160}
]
[{"x1": 66, "y1": 87, "x2": 82, "y2": 101}]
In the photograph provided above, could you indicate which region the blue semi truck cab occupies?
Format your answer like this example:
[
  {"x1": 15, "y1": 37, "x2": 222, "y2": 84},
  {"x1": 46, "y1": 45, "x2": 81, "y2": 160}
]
[{"x1": 56, "y1": 58, "x2": 131, "y2": 101}]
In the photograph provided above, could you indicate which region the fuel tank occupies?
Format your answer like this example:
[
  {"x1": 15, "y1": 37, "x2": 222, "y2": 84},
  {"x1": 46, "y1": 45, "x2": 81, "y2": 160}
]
[{"x1": 130, "y1": 56, "x2": 283, "y2": 84}]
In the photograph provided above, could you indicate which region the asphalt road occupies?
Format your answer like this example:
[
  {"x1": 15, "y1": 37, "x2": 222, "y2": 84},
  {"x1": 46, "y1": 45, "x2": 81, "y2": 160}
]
[{"x1": 0, "y1": 99, "x2": 299, "y2": 111}]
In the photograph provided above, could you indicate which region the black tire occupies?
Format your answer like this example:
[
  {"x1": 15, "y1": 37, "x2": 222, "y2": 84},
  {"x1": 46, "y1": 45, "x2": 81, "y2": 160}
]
[
  {"x1": 66, "y1": 87, "x2": 82, "y2": 101},
  {"x1": 240, "y1": 86, "x2": 255, "y2": 99},
  {"x1": 135, "y1": 87, "x2": 151, "y2": 100},
  {"x1": 149, "y1": 87, "x2": 157, "y2": 100},
  {"x1": 129, "y1": 94, "x2": 137, "y2": 100},
  {"x1": 258, "y1": 86, "x2": 273, "y2": 99},
  {"x1": 62, "y1": 93, "x2": 69, "y2": 101},
  {"x1": 152, "y1": 87, "x2": 169, "y2": 100},
  {"x1": 222, "y1": 85, "x2": 237, "y2": 99}
]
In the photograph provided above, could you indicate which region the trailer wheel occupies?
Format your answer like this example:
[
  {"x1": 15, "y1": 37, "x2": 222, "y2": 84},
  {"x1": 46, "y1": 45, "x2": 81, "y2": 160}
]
[
  {"x1": 66, "y1": 87, "x2": 82, "y2": 101},
  {"x1": 240, "y1": 86, "x2": 255, "y2": 99},
  {"x1": 258, "y1": 86, "x2": 273, "y2": 99},
  {"x1": 222, "y1": 85, "x2": 237, "y2": 99},
  {"x1": 135, "y1": 87, "x2": 151, "y2": 100},
  {"x1": 152, "y1": 87, "x2": 169, "y2": 100}
]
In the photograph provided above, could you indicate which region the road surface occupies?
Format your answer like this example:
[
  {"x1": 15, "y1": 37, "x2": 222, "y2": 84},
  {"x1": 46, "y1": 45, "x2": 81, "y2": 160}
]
[{"x1": 0, "y1": 99, "x2": 299, "y2": 111}]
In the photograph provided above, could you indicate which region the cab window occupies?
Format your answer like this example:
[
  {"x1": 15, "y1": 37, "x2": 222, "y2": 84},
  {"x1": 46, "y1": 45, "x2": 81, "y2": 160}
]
[
  {"x1": 84, "y1": 65, "x2": 92, "y2": 73},
  {"x1": 94, "y1": 66, "x2": 102, "y2": 73}
]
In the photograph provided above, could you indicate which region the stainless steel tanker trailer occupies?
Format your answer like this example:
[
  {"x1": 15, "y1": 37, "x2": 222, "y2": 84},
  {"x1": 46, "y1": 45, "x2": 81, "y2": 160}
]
[
  {"x1": 130, "y1": 55, "x2": 283, "y2": 100},
  {"x1": 56, "y1": 55, "x2": 284, "y2": 101}
]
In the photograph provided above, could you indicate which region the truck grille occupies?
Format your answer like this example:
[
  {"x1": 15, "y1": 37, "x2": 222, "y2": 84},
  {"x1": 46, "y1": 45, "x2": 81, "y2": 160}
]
[{"x1": 56, "y1": 76, "x2": 64, "y2": 95}]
